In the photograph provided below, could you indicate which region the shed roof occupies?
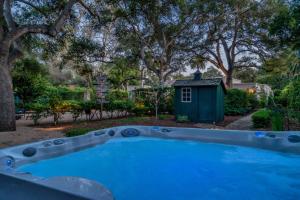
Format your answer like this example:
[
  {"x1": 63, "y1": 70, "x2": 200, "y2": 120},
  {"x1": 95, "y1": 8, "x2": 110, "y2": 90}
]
[{"x1": 173, "y1": 78, "x2": 226, "y2": 92}]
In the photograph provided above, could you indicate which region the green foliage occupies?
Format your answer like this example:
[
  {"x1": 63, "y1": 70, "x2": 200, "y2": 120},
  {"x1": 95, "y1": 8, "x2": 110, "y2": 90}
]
[
  {"x1": 247, "y1": 93, "x2": 259, "y2": 110},
  {"x1": 282, "y1": 79, "x2": 300, "y2": 112},
  {"x1": 13, "y1": 57, "x2": 51, "y2": 103},
  {"x1": 134, "y1": 87, "x2": 174, "y2": 115},
  {"x1": 280, "y1": 79, "x2": 300, "y2": 122},
  {"x1": 132, "y1": 102, "x2": 149, "y2": 116},
  {"x1": 106, "y1": 90, "x2": 129, "y2": 101},
  {"x1": 65, "y1": 128, "x2": 95, "y2": 137},
  {"x1": 269, "y1": 2, "x2": 300, "y2": 49},
  {"x1": 107, "y1": 100, "x2": 134, "y2": 112},
  {"x1": 158, "y1": 114, "x2": 170, "y2": 120},
  {"x1": 233, "y1": 68, "x2": 257, "y2": 83},
  {"x1": 106, "y1": 58, "x2": 139, "y2": 89},
  {"x1": 252, "y1": 109, "x2": 271, "y2": 128},
  {"x1": 81, "y1": 100, "x2": 96, "y2": 114},
  {"x1": 55, "y1": 86, "x2": 85, "y2": 100},
  {"x1": 176, "y1": 115, "x2": 189, "y2": 123},
  {"x1": 258, "y1": 94, "x2": 268, "y2": 108},
  {"x1": 225, "y1": 89, "x2": 249, "y2": 115},
  {"x1": 67, "y1": 100, "x2": 83, "y2": 121},
  {"x1": 25, "y1": 102, "x2": 49, "y2": 125},
  {"x1": 271, "y1": 111, "x2": 284, "y2": 131},
  {"x1": 202, "y1": 67, "x2": 223, "y2": 79},
  {"x1": 256, "y1": 49, "x2": 298, "y2": 90}
]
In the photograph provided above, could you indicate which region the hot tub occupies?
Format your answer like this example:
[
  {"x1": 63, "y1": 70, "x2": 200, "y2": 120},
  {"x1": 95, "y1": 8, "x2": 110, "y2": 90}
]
[{"x1": 1, "y1": 126, "x2": 300, "y2": 200}]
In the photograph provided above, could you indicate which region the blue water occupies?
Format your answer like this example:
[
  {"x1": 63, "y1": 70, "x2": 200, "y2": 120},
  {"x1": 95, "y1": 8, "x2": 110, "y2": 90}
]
[{"x1": 18, "y1": 137, "x2": 300, "y2": 200}]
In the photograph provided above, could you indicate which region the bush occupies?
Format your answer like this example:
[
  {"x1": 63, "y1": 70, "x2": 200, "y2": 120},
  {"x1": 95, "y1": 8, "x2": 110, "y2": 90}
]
[
  {"x1": 258, "y1": 94, "x2": 268, "y2": 108},
  {"x1": 132, "y1": 102, "x2": 149, "y2": 116},
  {"x1": 281, "y1": 79, "x2": 300, "y2": 112},
  {"x1": 271, "y1": 111, "x2": 284, "y2": 131},
  {"x1": 252, "y1": 109, "x2": 271, "y2": 128},
  {"x1": 106, "y1": 100, "x2": 134, "y2": 117},
  {"x1": 56, "y1": 86, "x2": 85, "y2": 100},
  {"x1": 106, "y1": 89, "x2": 128, "y2": 101},
  {"x1": 25, "y1": 102, "x2": 49, "y2": 125},
  {"x1": 225, "y1": 89, "x2": 249, "y2": 115},
  {"x1": 133, "y1": 87, "x2": 174, "y2": 115},
  {"x1": 158, "y1": 114, "x2": 170, "y2": 120},
  {"x1": 67, "y1": 100, "x2": 83, "y2": 121},
  {"x1": 80, "y1": 100, "x2": 96, "y2": 115},
  {"x1": 176, "y1": 115, "x2": 189, "y2": 123},
  {"x1": 247, "y1": 93, "x2": 259, "y2": 110},
  {"x1": 65, "y1": 128, "x2": 95, "y2": 137}
]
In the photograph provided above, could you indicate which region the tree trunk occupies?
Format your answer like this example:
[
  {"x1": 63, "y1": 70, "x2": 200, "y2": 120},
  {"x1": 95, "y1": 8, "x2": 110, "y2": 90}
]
[
  {"x1": 225, "y1": 68, "x2": 233, "y2": 88},
  {"x1": 0, "y1": 64, "x2": 16, "y2": 131}
]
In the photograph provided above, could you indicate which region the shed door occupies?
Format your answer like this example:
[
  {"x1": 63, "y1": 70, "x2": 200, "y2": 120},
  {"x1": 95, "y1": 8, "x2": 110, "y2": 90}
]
[{"x1": 197, "y1": 87, "x2": 215, "y2": 122}]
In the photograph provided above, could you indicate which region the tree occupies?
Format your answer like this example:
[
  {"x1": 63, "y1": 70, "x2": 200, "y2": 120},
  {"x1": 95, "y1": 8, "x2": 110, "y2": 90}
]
[
  {"x1": 269, "y1": 0, "x2": 300, "y2": 80},
  {"x1": 233, "y1": 67, "x2": 257, "y2": 83},
  {"x1": 0, "y1": 0, "x2": 92, "y2": 131},
  {"x1": 192, "y1": 0, "x2": 277, "y2": 87},
  {"x1": 113, "y1": 0, "x2": 202, "y2": 85},
  {"x1": 12, "y1": 57, "x2": 50, "y2": 103},
  {"x1": 257, "y1": 49, "x2": 299, "y2": 89},
  {"x1": 202, "y1": 67, "x2": 223, "y2": 79},
  {"x1": 269, "y1": 1, "x2": 300, "y2": 50},
  {"x1": 106, "y1": 58, "x2": 139, "y2": 89}
]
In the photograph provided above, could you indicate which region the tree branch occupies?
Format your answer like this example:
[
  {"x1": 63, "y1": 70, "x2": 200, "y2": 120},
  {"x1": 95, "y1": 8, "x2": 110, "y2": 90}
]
[
  {"x1": 8, "y1": 0, "x2": 77, "y2": 43},
  {"x1": 78, "y1": 0, "x2": 101, "y2": 22},
  {"x1": 15, "y1": 0, "x2": 47, "y2": 16},
  {"x1": 3, "y1": 0, "x2": 16, "y2": 31}
]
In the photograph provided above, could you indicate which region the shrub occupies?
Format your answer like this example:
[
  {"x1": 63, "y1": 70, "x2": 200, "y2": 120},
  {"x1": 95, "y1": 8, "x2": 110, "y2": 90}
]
[
  {"x1": 252, "y1": 109, "x2": 271, "y2": 128},
  {"x1": 25, "y1": 102, "x2": 49, "y2": 125},
  {"x1": 56, "y1": 86, "x2": 85, "y2": 100},
  {"x1": 247, "y1": 93, "x2": 259, "y2": 110},
  {"x1": 67, "y1": 100, "x2": 83, "y2": 121},
  {"x1": 65, "y1": 128, "x2": 95, "y2": 137},
  {"x1": 258, "y1": 94, "x2": 268, "y2": 108},
  {"x1": 271, "y1": 111, "x2": 284, "y2": 131},
  {"x1": 106, "y1": 89, "x2": 128, "y2": 101},
  {"x1": 282, "y1": 79, "x2": 300, "y2": 111},
  {"x1": 50, "y1": 100, "x2": 74, "y2": 125},
  {"x1": 133, "y1": 87, "x2": 174, "y2": 115},
  {"x1": 225, "y1": 89, "x2": 249, "y2": 115},
  {"x1": 158, "y1": 114, "x2": 170, "y2": 120},
  {"x1": 132, "y1": 102, "x2": 149, "y2": 116},
  {"x1": 80, "y1": 100, "x2": 96, "y2": 115},
  {"x1": 176, "y1": 115, "x2": 189, "y2": 123},
  {"x1": 107, "y1": 100, "x2": 134, "y2": 117}
]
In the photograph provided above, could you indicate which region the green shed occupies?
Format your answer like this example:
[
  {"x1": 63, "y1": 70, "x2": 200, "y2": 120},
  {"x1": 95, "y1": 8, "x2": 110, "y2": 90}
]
[{"x1": 173, "y1": 70, "x2": 226, "y2": 123}]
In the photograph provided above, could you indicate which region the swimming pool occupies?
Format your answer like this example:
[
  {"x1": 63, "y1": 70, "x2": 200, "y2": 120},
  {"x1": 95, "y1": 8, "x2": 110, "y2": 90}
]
[{"x1": 1, "y1": 126, "x2": 300, "y2": 199}]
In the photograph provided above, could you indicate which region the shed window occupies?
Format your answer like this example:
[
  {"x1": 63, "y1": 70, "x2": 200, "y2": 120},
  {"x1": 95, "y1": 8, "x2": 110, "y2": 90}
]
[{"x1": 181, "y1": 87, "x2": 192, "y2": 102}]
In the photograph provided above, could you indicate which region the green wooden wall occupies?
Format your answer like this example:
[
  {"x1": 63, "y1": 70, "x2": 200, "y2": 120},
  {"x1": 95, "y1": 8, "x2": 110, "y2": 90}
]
[{"x1": 174, "y1": 85, "x2": 224, "y2": 123}]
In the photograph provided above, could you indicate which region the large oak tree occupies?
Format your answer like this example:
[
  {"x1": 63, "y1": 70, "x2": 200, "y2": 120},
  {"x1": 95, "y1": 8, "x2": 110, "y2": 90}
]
[
  {"x1": 112, "y1": 0, "x2": 209, "y2": 85},
  {"x1": 0, "y1": 0, "x2": 92, "y2": 131},
  {"x1": 191, "y1": 0, "x2": 277, "y2": 87}
]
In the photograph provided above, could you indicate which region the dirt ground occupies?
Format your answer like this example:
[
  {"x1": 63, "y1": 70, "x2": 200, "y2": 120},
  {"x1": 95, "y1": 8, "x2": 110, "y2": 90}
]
[{"x1": 0, "y1": 114, "x2": 243, "y2": 149}]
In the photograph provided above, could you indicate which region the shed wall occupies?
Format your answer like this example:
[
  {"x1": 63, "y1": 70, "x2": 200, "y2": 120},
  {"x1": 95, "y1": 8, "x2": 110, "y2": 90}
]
[{"x1": 175, "y1": 86, "x2": 222, "y2": 123}]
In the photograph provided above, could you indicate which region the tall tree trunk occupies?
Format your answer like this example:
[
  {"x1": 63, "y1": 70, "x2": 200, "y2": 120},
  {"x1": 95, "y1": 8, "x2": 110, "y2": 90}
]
[
  {"x1": 225, "y1": 68, "x2": 233, "y2": 88},
  {"x1": 0, "y1": 63, "x2": 16, "y2": 131}
]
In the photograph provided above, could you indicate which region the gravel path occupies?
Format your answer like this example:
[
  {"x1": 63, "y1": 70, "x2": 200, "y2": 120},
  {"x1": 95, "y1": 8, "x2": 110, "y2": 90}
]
[{"x1": 225, "y1": 113, "x2": 254, "y2": 130}]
